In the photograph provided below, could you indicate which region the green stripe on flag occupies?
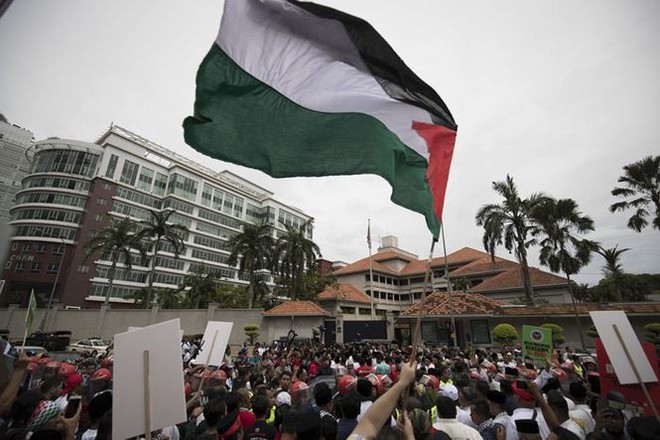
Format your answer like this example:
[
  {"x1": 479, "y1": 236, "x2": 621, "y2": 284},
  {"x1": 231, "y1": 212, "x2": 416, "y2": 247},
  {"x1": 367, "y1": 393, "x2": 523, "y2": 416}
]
[{"x1": 184, "y1": 44, "x2": 441, "y2": 236}]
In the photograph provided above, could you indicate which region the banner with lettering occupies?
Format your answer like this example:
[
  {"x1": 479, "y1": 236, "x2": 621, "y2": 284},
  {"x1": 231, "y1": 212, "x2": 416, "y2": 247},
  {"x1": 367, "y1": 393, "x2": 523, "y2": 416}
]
[{"x1": 522, "y1": 325, "x2": 553, "y2": 366}]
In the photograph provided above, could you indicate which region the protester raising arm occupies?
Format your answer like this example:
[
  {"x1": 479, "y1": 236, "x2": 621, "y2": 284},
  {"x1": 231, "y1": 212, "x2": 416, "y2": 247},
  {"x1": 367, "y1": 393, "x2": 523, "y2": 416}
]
[
  {"x1": 0, "y1": 351, "x2": 29, "y2": 416},
  {"x1": 349, "y1": 361, "x2": 418, "y2": 439},
  {"x1": 527, "y1": 378, "x2": 561, "y2": 430}
]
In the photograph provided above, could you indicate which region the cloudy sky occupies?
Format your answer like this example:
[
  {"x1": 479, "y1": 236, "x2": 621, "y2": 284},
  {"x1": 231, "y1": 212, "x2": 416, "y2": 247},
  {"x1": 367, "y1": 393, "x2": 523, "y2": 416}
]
[{"x1": 1, "y1": 0, "x2": 658, "y2": 286}]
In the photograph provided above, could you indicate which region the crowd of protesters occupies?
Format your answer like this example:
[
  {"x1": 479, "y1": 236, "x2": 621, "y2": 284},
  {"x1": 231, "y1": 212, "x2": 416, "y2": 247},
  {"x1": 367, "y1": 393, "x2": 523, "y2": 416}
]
[{"x1": 1, "y1": 336, "x2": 659, "y2": 440}]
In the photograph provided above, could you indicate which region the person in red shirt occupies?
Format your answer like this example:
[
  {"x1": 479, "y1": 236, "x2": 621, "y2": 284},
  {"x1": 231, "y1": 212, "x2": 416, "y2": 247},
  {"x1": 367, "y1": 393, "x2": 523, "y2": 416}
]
[{"x1": 236, "y1": 388, "x2": 256, "y2": 431}]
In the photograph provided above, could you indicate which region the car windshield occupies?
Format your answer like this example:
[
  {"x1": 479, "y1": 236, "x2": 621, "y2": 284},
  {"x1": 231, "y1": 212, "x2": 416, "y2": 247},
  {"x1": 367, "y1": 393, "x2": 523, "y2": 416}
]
[{"x1": 91, "y1": 340, "x2": 106, "y2": 347}]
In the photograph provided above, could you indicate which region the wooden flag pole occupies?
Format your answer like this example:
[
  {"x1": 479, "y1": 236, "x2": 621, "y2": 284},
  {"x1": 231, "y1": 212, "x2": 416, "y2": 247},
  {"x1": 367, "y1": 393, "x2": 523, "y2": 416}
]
[
  {"x1": 143, "y1": 350, "x2": 152, "y2": 440},
  {"x1": 410, "y1": 238, "x2": 437, "y2": 364},
  {"x1": 20, "y1": 327, "x2": 29, "y2": 353},
  {"x1": 612, "y1": 324, "x2": 660, "y2": 421},
  {"x1": 197, "y1": 330, "x2": 219, "y2": 393}
]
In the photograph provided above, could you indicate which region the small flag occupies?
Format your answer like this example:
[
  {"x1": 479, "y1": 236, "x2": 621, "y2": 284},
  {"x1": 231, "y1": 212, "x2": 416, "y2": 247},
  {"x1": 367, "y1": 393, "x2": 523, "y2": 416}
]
[
  {"x1": 26, "y1": 289, "x2": 36, "y2": 334},
  {"x1": 367, "y1": 220, "x2": 372, "y2": 249}
]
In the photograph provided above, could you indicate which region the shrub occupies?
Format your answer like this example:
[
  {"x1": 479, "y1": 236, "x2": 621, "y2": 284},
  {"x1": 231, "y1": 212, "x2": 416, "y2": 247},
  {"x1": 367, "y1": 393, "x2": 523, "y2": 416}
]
[
  {"x1": 244, "y1": 324, "x2": 260, "y2": 345},
  {"x1": 643, "y1": 323, "x2": 660, "y2": 345},
  {"x1": 492, "y1": 323, "x2": 519, "y2": 346}
]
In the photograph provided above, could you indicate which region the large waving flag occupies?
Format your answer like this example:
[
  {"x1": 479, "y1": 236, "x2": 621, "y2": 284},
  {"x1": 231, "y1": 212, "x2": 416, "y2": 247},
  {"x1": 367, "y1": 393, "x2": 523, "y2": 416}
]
[{"x1": 184, "y1": 0, "x2": 457, "y2": 237}]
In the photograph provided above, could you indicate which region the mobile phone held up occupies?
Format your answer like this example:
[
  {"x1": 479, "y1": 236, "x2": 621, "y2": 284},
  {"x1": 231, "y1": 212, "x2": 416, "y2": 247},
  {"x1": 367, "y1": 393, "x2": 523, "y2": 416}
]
[{"x1": 64, "y1": 396, "x2": 82, "y2": 418}]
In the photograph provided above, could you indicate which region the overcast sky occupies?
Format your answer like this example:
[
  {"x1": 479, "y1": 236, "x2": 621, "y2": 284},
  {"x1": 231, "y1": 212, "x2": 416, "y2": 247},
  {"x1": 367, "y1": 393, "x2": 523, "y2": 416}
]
[{"x1": 1, "y1": 0, "x2": 658, "y2": 286}]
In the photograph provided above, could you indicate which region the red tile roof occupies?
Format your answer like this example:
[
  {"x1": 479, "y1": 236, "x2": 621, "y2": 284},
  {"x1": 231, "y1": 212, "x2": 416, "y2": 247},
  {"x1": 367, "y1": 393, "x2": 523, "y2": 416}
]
[
  {"x1": 317, "y1": 283, "x2": 371, "y2": 304},
  {"x1": 470, "y1": 266, "x2": 568, "y2": 292},
  {"x1": 263, "y1": 300, "x2": 331, "y2": 317},
  {"x1": 449, "y1": 259, "x2": 517, "y2": 277},
  {"x1": 333, "y1": 255, "x2": 400, "y2": 276},
  {"x1": 399, "y1": 294, "x2": 660, "y2": 318},
  {"x1": 400, "y1": 292, "x2": 504, "y2": 317}
]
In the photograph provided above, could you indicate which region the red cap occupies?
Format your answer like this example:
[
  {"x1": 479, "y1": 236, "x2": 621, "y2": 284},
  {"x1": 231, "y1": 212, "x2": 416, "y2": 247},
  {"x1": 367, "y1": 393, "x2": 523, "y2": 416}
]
[
  {"x1": 61, "y1": 374, "x2": 84, "y2": 395},
  {"x1": 290, "y1": 381, "x2": 309, "y2": 395},
  {"x1": 211, "y1": 369, "x2": 227, "y2": 381},
  {"x1": 27, "y1": 362, "x2": 39, "y2": 372},
  {"x1": 101, "y1": 355, "x2": 113, "y2": 369},
  {"x1": 58, "y1": 363, "x2": 77, "y2": 377},
  {"x1": 338, "y1": 375, "x2": 357, "y2": 395},
  {"x1": 511, "y1": 382, "x2": 535, "y2": 402},
  {"x1": 46, "y1": 360, "x2": 61, "y2": 370},
  {"x1": 91, "y1": 367, "x2": 112, "y2": 381}
]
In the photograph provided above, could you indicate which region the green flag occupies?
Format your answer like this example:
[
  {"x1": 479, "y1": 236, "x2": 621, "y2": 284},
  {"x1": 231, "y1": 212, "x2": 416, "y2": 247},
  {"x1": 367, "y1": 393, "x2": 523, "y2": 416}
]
[{"x1": 26, "y1": 289, "x2": 36, "y2": 334}]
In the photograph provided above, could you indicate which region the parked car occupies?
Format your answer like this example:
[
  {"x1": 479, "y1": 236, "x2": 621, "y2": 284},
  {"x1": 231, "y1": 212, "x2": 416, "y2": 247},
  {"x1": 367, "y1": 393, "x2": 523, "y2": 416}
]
[
  {"x1": 66, "y1": 338, "x2": 110, "y2": 356},
  {"x1": 15, "y1": 345, "x2": 49, "y2": 357},
  {"x1": 25, "y1": 331, "x2": 72, "y2": 351}
]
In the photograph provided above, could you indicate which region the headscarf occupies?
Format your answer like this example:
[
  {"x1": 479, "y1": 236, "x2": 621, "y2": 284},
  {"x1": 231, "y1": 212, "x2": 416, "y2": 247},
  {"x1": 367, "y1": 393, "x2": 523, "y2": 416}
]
[{"x1": 28, "y1": 400, "x2": 62, "y2": 431}]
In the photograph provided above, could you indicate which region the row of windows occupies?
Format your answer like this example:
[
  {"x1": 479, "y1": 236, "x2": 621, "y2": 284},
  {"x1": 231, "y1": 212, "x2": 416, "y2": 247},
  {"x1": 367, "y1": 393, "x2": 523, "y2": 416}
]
[
  {"x1": 198, "y1": 208, "x2": 242, "y2": 230},
  {"x1": 368, "y1": 290, "x2": 421, "y2": 302},
  {"x1": 238, "y1": 272, "x2": 271, "y2": 283},
  {"x1": 188, "y1": 263, "x2": 236, "y2": 279},
  {"x1": 192, "y1": 234, "x2": 230, "y2": 252},
  {"x1": 137, "y1": 167, "x2": 154, "y2": 192},
  {"x1": 23, "y1": 176, "x2": 90, "y2": 192},
  {"x1": 15, "y1": 225, "x2": 77, "y2": 240},
  {"x1": 94, "y1": 266, "x2": 147, "y2": 283},
  {"x1": 7, "y1": 261, "x2": 59, "y2": 273},
  {"x1": 10, "y1": 208, "x2": 82, "y2": 224},
  {"x1": 365, "y1": 272, "x2": 445, "y2": 287},
  {"x1": 195, "y1": 220, "x2": 236, "y2": 241},
  {"x1": 115, "y1": 186, "x2": 161, "y2": 209},
  {"x1": 168, "y1": 212, "x2": 192, "y2": 228},
  {"x1": 153, "y1": 271, "x2": 184, "y2": 286},
  {"x1": 167, "y1": 173, "x2": 198, "y2": 202},
  {"x1": 155, "y1": 256, "x2": 185, "y2": 271},
  {"x1": 119, "y1": 160, "x2": 140, "y2": 186},
  {"x1": 90, "y1": 283, "x2": 141, "y2": 300},
  {"x1": 246, "y1": 204, "x2": 276, "y2": 224},
  {"x1": 11, "y1": 242, "x2": 65, "y2": 255},
  {"x1": 201, "y1": 184, "x2": 245, "y2": 219},
  {"x1": 278, "y1": 209, "x2": 311, "y2": 238},
  {"x1": 33, "y1": 150, "x2": 99, "y2": 178},
  {"x1": 110, "y1": 201, "x2": 151, "y2": 221},
  {"x1": 162, "y1": 198, "x2": 194, "y2": 214},
  {"x1": 16, "y1": 192, "x2": 87, "y2": 208},
  {"x1": 191, "y1": 248, "x2": 229, "y2": 265}
]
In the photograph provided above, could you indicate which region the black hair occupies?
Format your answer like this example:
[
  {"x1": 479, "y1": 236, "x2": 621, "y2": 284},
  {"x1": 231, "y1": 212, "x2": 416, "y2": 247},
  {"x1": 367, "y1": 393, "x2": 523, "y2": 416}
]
[
  {"x1": 356, "y1": 378, "x2": 373, "y2": 398},
  {"x1": 203, "y1": 398, "x2": 227, "y2": 427},
  {"x1": 435, "y1": 396, "x2": 457, "y2": 419},
  {"x1": 471, "y1": 398, "x2": 492, "y2": 420},
  {"x1": 341, "y1": 392, "x2": 361, "y2": 419},
  {"x1": 251, "y1": 395, "x2": 270, "y2": 419}
]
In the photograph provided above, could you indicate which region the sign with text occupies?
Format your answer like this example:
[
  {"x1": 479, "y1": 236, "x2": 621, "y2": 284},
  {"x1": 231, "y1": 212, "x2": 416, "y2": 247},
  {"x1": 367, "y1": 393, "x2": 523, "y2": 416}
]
[
  {"x1": 522, "y1": 325, "x2": 553, "y2": 365},
  {"x1": 113, "y1": 319, "x2": 186, "y2": 440},
  {"x1": 194, "y1": 321, "x2": 233, "y2": 367},
  {"x1": 590, "y1": 311, "x2": 657, "y2": 385}
]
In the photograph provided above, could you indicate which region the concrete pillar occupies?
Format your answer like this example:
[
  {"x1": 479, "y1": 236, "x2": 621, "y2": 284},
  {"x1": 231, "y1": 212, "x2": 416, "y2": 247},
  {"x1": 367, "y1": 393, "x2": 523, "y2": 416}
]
[
  {"x1": 4, "y1": 304, "x2": 18, "y2": 333},
  {"x1": 206, "y1": 303, "x2": 217, "y2": 323},
  {"x1": 149, "y1": 304, "x2": 160, "y2": 325},
  {"x1": 386, "y1": 311, "x2": 395, "y2": 341},
  {"x1": 95, "y1": 304, "x2": 110, "y2": 338}
]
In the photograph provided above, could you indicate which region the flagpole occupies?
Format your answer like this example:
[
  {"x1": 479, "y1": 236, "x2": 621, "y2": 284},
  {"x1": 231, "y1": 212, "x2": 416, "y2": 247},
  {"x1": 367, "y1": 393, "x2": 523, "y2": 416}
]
[
  {"x1": 411, "y1": 238, "x2": 436, "y2": 361},
  {"x1": 440, "y1": 223, "x2": 456, "y2": 347},
  {"x1": 368, "y1": 219, "x2": 375, "y2": 320}
]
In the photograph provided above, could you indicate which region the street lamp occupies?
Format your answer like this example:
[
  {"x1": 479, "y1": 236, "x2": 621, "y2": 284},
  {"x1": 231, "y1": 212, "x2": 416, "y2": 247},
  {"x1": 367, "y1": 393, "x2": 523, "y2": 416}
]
[{"x1": 39, "y1": 237, "x2": 66, "y2": 331}]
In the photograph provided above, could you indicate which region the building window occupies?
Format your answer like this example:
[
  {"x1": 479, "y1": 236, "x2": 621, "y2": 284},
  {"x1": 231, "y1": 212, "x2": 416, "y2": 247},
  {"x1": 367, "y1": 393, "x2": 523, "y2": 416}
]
[
  {"x1": 358, "y1": 308, "x2": 371, "y2": 315},
  {"x1": 137, "y1": 167, "x2": 154, "y2": 191},
  {"x1": 104, "y1": 182, "x2": 113, "y2": 190},
  {"x1": 30, "y1": 262, "x2": 41, "y2": 272},
  {"x1": 470, "y1": 320, "x2": 491, "y2": 345},
  {"x1": 94, "y1": 214, "x2": 103, "y2": 222},
  {"x1": 78, "y1": 265, "x2": 89, "y2": 273},
  {"x1": 105, "y1": 154, "x2": 119, "y2": 178},
  {"x1": 5, "y1": 261, "x2": 11, "y2": 269},
  {"x1": 36, "y1": 243, "x2": 46, "y2": 253},
  {"x1": 52, "y1": 245, "x2": 64, "y2": 256},
  {"x1": 340, "y1": 306, "x2": 355, "y2": 315},
  {"x1": 22, "y1": 243, "x2": 31, "y2": 253},
  {"x1": 11, "y1": 242, "x2": 18, "y2": 251},
  {"x1": 15, "y1": 262, "x2": 25, "y2": 272},
  {"x1": 153, "y1": 172, "x2": 168, "y2": 196},
  {"x1": 97, "y1": 197, "x2": 107, "y2": 206},
  {"x1": 119, "y1": 160, "x2": 140, "y2": 186},
  {"x1": 46, "y1": 263, "x2": 59, "y2": 273}
]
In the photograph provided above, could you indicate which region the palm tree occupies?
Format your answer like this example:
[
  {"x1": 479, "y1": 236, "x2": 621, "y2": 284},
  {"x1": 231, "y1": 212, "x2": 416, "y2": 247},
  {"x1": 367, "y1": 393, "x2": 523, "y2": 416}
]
[
  {"x1": 273, "y1": 219, "x2": 321, "y2": 300},
  {"x1": 531, "y1": 197, "x2": 599, "y2": 350},
  {"x1": 475, "y1": 175, "x2": 550, "y2": 305},
  {"x1": 596, "y1": 245, "x2": 630, "y2": 301},
  {"x1": 227, "y1": 221, "x2": 275, "y2": 309},
  {"x1": 610, "y1": 155, "x2": 660, "y2": 232},
  {"x1": 84, "y1": 216, "x2": 147, "y2": 305},
  {"x1": 139, "y1": 209, "x2": 188, "y2": 307},
  {"x1": 179, "y1": 265, "x2": 218, "y2": 309}
]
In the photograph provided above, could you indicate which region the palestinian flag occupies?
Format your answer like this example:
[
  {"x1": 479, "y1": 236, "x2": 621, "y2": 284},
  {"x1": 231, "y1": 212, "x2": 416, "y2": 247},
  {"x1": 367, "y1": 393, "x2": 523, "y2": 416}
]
[{"x1": 184, "y1": 0, "x2": 457, "y2": 237}]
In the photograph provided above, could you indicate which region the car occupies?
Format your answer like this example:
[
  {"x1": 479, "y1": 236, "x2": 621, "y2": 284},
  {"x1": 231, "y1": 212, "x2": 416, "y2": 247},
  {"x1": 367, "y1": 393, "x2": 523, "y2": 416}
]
[
  {"x1": 25, "y1": 331, "x2": 72, "y2": 351},
  {"x1": 48, "y1": 351, "x2": 84, "y2": 363},
  {"x1": 66, "y1": 338, "x2": 110, "y2": 356}
]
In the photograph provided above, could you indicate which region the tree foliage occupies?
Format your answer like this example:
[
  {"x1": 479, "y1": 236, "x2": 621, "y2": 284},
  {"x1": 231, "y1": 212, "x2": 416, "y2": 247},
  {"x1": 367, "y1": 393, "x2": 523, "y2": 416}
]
[
  {"x1": 492, "y1": 323, "x2": 519, "y2": 346},
  {"x1": 540, "y1": 323, "x2": 565, "y2": 346},
  {"x1": 476, "y1": 175, "x2": 550, "y2": 305},
  {"x1": 610, "y1": 155, "x2": 660, "y2": 232},
  {"x1": 643, "y1": 323, "x2": 660, "y2": 346},
  {"x1": 84, "y1": 216, "x2": 147, "y2": 304},
  {"x1": 596, "y1": 245, "x2": 630, "y2": 301},
  {"x1": 244, "y1": 324, "x2": 260, "y2": 345},
  {"x1": 273, "y1": 219, "x2": 322, "y2": 300}
]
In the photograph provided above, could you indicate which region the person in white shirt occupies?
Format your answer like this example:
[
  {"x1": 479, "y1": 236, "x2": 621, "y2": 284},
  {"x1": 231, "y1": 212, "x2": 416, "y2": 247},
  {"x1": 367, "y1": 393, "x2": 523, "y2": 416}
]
[
  {"x1": 487, "y1": 390, "x2": 519, "y2": 440},
  {"x1": 432, "y1": 396, "x2": 482, "y2": 440},
  {"x1": 510, "y1": 382, "x2": 550, "y2": 439},
  {"x1": 568, "y1": 382, "x2": 595, "y2": 437},
  {"x1": 547, "y1": 389, "x2": 584, "y2": 439}
]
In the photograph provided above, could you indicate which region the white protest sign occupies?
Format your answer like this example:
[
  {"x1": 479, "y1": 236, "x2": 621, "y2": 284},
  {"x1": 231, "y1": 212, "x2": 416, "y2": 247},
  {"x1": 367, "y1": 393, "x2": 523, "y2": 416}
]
[
  {"x1": 590, "y1": 311, "x2": 657, "y2": 385},
  {"x1": 194, "y1": 321, "x2": 233, "y2": 366},
  {"x1": 113, "y1": 319, "x2": 187, "y2": 440},
  {"x1": 128, "y1": 326, "x2": 184, "y2": 340}
]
